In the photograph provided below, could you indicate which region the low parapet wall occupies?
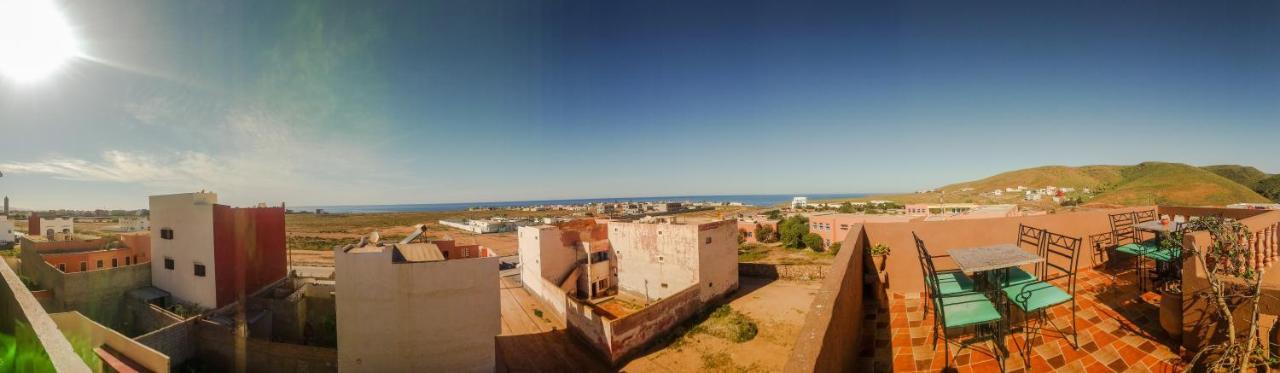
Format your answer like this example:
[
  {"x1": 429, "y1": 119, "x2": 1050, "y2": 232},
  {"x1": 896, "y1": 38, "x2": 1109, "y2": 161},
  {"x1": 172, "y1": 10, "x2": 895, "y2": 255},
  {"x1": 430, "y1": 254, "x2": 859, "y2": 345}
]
[
  {"x1": 193, "y1": 320, "x2": 337, "y2": 373},
  {"x1": 785, "y1": 224, "x2": 868, "y2": 373},
  {"x1": 566, "y1": 285, "x2": 703, "y2": 365},
  {"x1": 0, "y1": 253, "x2": 91, "y2": 372}
]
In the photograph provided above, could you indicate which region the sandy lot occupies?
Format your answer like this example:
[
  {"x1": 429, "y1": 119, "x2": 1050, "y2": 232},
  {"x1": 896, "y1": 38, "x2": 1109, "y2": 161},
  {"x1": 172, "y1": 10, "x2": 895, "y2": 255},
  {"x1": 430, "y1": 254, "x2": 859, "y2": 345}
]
[{"x1": 495, "y1": 276, "x2": 820, "y2": 372}]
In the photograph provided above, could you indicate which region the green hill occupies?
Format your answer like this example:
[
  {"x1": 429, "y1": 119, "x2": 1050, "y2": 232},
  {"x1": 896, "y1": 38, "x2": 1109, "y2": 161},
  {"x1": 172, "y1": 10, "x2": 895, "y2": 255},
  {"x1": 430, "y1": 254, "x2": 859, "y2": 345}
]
[
  {"x1": 1089, "y1": 162, "x2": 1270, "y2": 206},
  {"x1": 835, "y1": 162, "x2": 1272, "y2": 207},
  {"x1": 1202, "y1": 165, "x2": 1271, "y2": 189}
]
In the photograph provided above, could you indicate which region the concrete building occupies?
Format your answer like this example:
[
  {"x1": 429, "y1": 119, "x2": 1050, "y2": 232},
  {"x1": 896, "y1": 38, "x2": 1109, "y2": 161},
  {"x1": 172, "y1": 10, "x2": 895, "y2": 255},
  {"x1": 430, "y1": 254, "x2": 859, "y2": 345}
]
[
  {"x1": 29, "y1": 213, "x2": 75, "y2": 241},
  {"x1": 149, "y1": 192, "x2": 287, "y2": 310},
  {"x1": 117, "y1": 216, "x2": 150, "y2": 232},
  {"x1": 24, "y1": 234, "x2": 151, "y2": 273},
  {"x1": 19, "y1": 234, "x2": 154, "y2": 330},
  {"x1": 791, "y1": 196, "x2": 808, "y2": 208},
  {"x1": 438, "y1": 218, "x2": 519, "y2": 234},
  {"x1": 1228, "y1": 203, "x2": 1280, "y2": 210},
  {"x1": 806, "y1": 213, "x2": 918, "y2": 249},
  {"x1": 518, "y1": 218, "x2": 739, "y2": 364},
  {"x1": 335, "y1": 226, "x2": 499, "y2": 372},
  {"x1": 737, "y1": 218, "x2": 779, "y2": 244},
  {"x1": 904, "y1": 203, "x2": 980, "y2": 216},
  {"x1": 0, "y1": 215, "x2": 13, "y2": 244}
]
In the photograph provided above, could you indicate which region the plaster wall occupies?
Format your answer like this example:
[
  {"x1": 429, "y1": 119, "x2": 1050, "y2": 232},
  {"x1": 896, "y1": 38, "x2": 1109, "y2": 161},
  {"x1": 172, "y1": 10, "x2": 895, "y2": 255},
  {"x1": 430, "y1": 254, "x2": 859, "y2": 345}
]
[
  {"x1": 610, "y1": 222, "x2": 699, "y2": 303},
  {"x1": 150, "y1": 193, "x2": 219, "y2": 309},
  {"x1": 335, "y1": 245, "x2": 499, "y2": 372},
  {"x1": 0, "y1": 216, "x2": 13, "y2": 243},
  {"x1": 695, "y1": 221, "x2": 738, "y2": 303},
  {"x1": 50, "y1": 311, "x2": 170, "y2": 373}
]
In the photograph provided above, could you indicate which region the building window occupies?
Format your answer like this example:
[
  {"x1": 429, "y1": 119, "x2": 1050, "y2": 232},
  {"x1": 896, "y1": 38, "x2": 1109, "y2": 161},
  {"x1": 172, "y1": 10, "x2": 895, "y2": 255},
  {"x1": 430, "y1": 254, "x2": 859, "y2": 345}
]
[
  {"x1": 160, "y1": 228, "x2": 174, "y2": 240},
  {"x1": 57, "y1": 264, "x2": 66, "y2": 272},
  {"x1": 164, "y1": 257, "x2": 174, "y2": 270},
  {"x1": 125, "y1": 257, "x2": 131, "y2": 265},
  {"x1": 80, "y1": 262, "x2": 87, "y2": 272},
  {"x1": 96, "y1": 260, "x2": 103, "y2": 269},
  {"x1": 705, "y1": 237, "x2": 712, "y2": 244},
  {"x1": 194, "y1": 263, "x2": 206, "y2": 277},
  {"x1": 112, "y1": 258, "x2": 118, "y2": 268}
]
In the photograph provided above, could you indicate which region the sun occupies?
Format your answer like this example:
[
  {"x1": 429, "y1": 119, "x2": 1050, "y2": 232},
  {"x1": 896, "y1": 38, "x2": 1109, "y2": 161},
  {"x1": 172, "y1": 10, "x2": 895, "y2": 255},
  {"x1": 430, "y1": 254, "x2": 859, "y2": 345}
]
[{"x1": 0, "y1": 0, "x2": 81, "y2": 83}]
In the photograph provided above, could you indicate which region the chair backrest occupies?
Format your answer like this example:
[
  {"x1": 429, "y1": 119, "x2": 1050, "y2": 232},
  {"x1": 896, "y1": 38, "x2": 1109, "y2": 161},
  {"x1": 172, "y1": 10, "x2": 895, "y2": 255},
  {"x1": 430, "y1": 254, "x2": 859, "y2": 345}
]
[
  {"x1": 1135, "y1": 209, "x2": 1157, "y2": 224},
  {"x1": 912, "y1": 232, "x2": 941, "y2": 299},
  {"x1": 1109, "y1": 212, "x2": 1137, "y2": 245},
  {"x1": 1017, "y1": 224, "x2": 1047, "y2": 277},
  {"x1": 1041, "y1": 230, "x2": 1083, "y2": 295}
]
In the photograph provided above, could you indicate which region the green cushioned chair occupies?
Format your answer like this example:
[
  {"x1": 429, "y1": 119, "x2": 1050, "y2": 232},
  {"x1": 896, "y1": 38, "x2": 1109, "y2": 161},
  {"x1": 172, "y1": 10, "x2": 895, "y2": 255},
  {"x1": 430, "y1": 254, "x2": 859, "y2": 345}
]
[
  {"x1": 1008, "y1": 230, "x2": 1083, "y2": 362},
  {"x1": 1144, "y1": 248, "x2": 1180, "y2": 263},
  {"x1": 1004, "y1": 267, "x2": 1037, "y2": 286},
  {"x1": 931, "y1": 271, "x2": 976, "y2": 295},
  {"x1": 1113, "y1": 241, "x2": 1161, "y2": 257},
  {"x1": 914, "y1": 233, "x2": 1005, "y2": 371},
  {"x1": 1004, "y1": 281, "x2": 1071, "y2": 313},
  {"x1": 935, "y1": 293, "x2": 1003, "y2": 328}
]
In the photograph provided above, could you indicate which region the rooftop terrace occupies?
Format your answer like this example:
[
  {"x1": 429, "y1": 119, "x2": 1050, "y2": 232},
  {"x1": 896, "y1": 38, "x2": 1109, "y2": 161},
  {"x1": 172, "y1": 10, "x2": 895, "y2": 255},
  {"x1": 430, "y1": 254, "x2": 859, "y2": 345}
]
[{"x1": 785, "y1": 205, "x2": 1280, "y2": 373}]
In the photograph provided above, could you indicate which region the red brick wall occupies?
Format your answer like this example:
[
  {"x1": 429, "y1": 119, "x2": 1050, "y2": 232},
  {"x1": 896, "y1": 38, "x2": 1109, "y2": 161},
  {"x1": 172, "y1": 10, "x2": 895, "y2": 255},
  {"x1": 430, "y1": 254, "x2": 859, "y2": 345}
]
[{"x1": 213, "y1": 206, "x2": 287, "y2": 308}]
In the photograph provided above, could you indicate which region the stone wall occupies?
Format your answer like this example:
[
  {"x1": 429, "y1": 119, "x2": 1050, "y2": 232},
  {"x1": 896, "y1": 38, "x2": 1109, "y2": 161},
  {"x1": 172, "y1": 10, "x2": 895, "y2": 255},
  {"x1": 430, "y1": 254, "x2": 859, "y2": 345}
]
[
  {"x1": 135, "y1": 317, "x2": 198, "y2": 367},
  {"x1": 785, "y1": 225, "x2": 868, "y2": 373},
  {"x1": 565, "y1": 284, "x2": 703, "y2": 366},
  {"x1": 738, "y1": 263, "x2": 828, "y2": 281},
  {"x1": 250, "y1": 283, "x2": 307, "y2": 344},
  {"x1": 20, "y1": 245, "x2": 152, "y2": 331},
  {"x1": 193, "y1": 320, "x2": 337, "y2": 373},
  {"x1": 126, "y1": 302, "x2": 183, "y2": 338}
]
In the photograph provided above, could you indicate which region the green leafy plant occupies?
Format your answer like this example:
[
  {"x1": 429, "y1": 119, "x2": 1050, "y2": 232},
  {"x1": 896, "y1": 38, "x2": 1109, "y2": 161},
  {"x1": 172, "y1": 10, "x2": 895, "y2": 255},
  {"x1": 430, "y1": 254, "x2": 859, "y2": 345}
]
[
  {"x1": 802, "y1": 233, "x2": 824, "y2": 251},
  {"x1": 868, "y1": 244, "x2": 890, "y2": 256},
  {"x1": 1182, "y1": 217, "x2": 1275, "y2": 372},
  {"x1": 778, "y1": 216, "x2": 809, "y2": 249}
]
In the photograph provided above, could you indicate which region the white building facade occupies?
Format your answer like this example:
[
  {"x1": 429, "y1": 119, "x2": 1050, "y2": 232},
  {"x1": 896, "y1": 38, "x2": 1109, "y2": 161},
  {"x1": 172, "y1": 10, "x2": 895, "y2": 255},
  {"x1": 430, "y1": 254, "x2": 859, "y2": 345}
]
[{"x1": 149, "y1": 192, "x2": 220, "y2": 309}]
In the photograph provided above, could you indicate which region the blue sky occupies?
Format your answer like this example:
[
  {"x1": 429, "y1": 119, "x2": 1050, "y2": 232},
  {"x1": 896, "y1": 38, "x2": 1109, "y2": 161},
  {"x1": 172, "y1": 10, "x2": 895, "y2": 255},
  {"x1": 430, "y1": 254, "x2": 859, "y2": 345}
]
[{"x1": 1, "y1": 0, "x2": 1278, "y2": 209}]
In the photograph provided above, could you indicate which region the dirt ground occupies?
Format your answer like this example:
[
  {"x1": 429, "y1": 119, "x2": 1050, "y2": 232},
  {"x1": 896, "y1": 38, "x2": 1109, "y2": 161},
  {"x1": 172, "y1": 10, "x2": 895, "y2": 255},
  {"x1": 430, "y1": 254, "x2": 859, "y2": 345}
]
[{"x1": 495, "y1": 276, "x2": 820, "y2": 372}]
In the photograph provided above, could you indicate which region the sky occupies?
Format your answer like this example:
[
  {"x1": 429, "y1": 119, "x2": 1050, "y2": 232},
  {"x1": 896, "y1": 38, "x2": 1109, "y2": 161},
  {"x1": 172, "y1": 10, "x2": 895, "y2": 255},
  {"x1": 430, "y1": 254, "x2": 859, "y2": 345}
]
[{"x1": 0, "y1": 0, "x2": 1278, "y2": 210}]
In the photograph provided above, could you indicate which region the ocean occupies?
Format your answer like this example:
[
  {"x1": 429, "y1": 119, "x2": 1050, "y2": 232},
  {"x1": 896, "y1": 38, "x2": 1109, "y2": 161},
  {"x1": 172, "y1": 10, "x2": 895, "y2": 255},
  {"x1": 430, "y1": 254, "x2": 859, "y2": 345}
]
[{"x1": 294, "y1": 193, "x2": 875, "y2": 214}]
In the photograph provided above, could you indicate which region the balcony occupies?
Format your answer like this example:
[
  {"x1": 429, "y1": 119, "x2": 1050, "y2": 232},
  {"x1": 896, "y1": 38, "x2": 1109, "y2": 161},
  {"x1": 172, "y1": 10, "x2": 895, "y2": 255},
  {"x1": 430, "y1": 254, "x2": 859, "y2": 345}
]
[{"x1": 785, "y1": 206, "x2": 1280, "y2": 373}]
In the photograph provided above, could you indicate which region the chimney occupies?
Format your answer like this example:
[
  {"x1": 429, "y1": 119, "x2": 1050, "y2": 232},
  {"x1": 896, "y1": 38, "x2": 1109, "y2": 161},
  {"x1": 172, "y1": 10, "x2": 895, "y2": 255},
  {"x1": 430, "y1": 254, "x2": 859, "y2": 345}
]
[{"x1": 3, "y1": 196, "x2": 7, "y2": 215}]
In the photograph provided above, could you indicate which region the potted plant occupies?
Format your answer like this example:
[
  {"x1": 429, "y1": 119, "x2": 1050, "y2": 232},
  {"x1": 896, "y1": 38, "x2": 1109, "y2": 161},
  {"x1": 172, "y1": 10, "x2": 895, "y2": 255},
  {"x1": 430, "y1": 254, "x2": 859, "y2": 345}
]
[
  {"x1": 1181, "y1": 217, "x2": 1274, "y2": 372},
  {"x1": 868, "y1": 244, "x2": 891, "y2": 273},
  {"x1": 1158, "y1": 229, "x2": 1185, "y2": 339}
]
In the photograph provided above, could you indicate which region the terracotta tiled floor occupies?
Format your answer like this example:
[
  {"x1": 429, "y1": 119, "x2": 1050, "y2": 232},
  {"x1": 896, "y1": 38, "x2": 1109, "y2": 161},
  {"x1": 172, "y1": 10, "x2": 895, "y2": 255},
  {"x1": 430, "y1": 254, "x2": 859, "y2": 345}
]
[{"x1": 856, "y1": 268, "x2": 1186, "y2": 372}]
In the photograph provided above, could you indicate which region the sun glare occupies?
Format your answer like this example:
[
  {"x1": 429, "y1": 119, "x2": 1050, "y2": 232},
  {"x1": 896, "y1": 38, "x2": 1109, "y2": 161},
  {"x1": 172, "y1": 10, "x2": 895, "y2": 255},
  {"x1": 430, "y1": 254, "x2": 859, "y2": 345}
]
[{"x1": 0, "y1": 0, "x2": 81, "y2": 83}]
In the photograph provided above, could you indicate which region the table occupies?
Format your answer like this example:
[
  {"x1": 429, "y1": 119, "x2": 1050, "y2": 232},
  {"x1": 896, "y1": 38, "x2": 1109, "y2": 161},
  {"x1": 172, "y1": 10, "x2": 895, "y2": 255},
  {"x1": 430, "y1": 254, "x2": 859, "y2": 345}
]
[
  {"x1": 1133, "y1": 220, "x2": 1183, "y2": 292},
  {"x1": 948, "y1": 244, "x2": 1045, "y2": 357},
  {"x1": 1134, "y1": 220, "x2": 1178, "y2": 234}
]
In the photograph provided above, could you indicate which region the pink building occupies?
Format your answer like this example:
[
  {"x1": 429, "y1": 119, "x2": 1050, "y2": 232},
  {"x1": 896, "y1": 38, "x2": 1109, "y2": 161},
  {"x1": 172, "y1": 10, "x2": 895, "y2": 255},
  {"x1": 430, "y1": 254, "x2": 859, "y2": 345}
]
[
  {"x1": 737, "y1": 219, "x2": 779, "y2": 243},
  {"x1": 807, "y1": 214, "x2": 917, "y2": 249}
]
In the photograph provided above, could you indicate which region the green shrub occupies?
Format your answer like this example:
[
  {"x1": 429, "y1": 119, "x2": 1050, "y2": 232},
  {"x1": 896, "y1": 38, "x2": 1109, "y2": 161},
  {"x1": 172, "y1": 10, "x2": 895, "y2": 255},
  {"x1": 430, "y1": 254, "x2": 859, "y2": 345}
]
[
  {"x1": 868, "y1": 244, "x2": 890, "y2": 256},
  {"x1": 802, "y1": 233, "x2": 824, "y2": 251},
  {"x1": 778, "y1": 216, "x2": 809, "y2": 248},
  {"x1": 699, "y1": 305, "x2": 758, "y2": 343}
]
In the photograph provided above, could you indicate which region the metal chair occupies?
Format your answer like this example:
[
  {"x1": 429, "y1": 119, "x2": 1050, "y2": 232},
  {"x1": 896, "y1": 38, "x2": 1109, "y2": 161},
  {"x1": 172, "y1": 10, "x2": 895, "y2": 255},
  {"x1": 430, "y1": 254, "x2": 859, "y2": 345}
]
[
  {"x1": 1110, "y1": 212, "x2": 1161, "y2": 292},
  {"x1": 1003, "y1": 230, "x2": 1082, "y2": 362},
  {"x1": 913, "y1": 232, "x2": 977, "y2": 320},
  {"x1": 914, "y1": 233, "x2": 1005, "y2": 371},
  {"x1": 1007, "y1": 224, "x2": 1046, "y2": 286},
  {"x1": 1134, "y1": 209, "x2": 1158, "y2": 241}
]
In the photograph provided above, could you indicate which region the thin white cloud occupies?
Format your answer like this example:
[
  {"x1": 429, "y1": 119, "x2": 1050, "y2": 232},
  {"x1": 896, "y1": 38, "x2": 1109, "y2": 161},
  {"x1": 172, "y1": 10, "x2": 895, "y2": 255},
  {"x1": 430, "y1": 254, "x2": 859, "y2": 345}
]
[{"x1": 0, "y1": 150, "x2": 223, "y2": 188}]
